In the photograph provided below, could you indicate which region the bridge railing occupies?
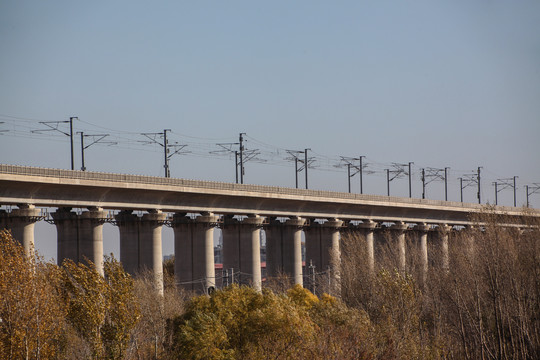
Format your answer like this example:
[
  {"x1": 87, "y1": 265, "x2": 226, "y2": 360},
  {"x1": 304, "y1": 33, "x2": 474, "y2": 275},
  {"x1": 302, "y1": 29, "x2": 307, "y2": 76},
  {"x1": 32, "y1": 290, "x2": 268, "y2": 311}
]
[{"x1": 0, "y1": 164, "x2": 517, "y2": 213}]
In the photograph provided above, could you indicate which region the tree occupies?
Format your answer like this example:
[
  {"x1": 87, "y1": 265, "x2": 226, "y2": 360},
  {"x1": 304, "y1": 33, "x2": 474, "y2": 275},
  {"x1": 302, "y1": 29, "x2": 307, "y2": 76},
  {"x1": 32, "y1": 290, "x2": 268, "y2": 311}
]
[
  {"x1": 168, "y1": 285, "x2": 316, "y2": 359},
  {"x1": 0, "y1": 229, "x2": 65, "y2": 359},
  {"x1": 168, "y1": 284, "x2": 378, "y2": 360},
  {"x1": 340, "y1": 209, "x2": 540, "y2": 359},
  {"x1": 128, "y1": 269, "x2": 186, "y2": 360},
  {"x1": 60, "y1": 255, "x2": 140, "y2": 359}
]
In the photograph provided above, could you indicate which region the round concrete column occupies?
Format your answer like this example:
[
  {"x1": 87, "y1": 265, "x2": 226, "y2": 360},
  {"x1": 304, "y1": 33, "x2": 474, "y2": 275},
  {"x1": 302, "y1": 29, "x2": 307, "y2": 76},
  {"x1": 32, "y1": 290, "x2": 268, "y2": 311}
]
[
  {"x1": 52, "y1": 208, "x2": 80, "y2": 267},
  {"x1": 284, "y1": 217, "x2": 306, "y2": 286},
  {"x1": 221, "y1": 216, "x2": 241, "y2": 282},
  {"x1": 304, "y1": 222, "x2": 323, "y2": 275},
  {"x1": 415, "y1": 223, "x2": 430, "y2": 283},
  {"x1": 222, "y1": 215, "x2": 265, "y2": 291},
  {"x1": 79, "y1": 207, "x2": 107, "y2": 275},
  {"x1": 140, "y1": 210, "x2": 167, "y2": 295},
  {"x1": 53, "y1": 207, "x2": 107, "y2": 275},
  {"x1": 264, "y1": 218, "x2": 284, "y2": 278},
  {"x1": 391, "y1": 221, "x2": 408, "y2": 273},
  {"x1": 5, "y1": 205, "x2": 42, "y2": 256},
  {"x1": 243, "y1": 215, "x2": 265, "y2": 292},
  {"x1": 323, "y1": 219, "x2": 343, "y2": 271},
  {"x1": 196, "y1": 213, "x2": 220, "y2": 293},
  {"x1": 323, "y1": 219, "x2": 343, "y2": 295},
  {"x1": 439, "y1": 224, "x2": 452, "y2": 272},
  {"x1": 359, "y1": 220, "x2": 378, "y2": 273},
  {"x1": 171, "y1": 213, "x2": 194, "y2": 292},
  {"x1": 115, "y1": 210, "x2": 140, "y2": 276}
]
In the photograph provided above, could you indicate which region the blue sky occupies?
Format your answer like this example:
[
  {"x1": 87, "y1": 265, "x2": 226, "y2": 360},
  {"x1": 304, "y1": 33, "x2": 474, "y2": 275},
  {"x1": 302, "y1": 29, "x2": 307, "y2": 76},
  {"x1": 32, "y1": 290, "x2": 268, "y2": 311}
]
[{"x1": 1, "y1": 1, "x2": 539, "y2": 259}]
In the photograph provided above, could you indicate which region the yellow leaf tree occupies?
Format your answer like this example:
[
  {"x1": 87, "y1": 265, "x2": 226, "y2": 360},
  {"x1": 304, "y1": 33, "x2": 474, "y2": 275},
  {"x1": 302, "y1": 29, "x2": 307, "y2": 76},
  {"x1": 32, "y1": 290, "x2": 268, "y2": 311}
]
[
  {"x1": 60, "y1": 255, "x2": 139, "y2": 360},
  {"x1": 0, "y1": 229, "x2": 65, "y2": 359}
]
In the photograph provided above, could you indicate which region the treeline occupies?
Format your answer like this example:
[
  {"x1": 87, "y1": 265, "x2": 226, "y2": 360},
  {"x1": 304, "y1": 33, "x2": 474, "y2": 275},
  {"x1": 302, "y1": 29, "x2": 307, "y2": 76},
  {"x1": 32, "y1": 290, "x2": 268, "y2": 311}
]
[
  {"x1": 340, "y1": 210, "x2": 540, "y2": 360},
  {"x1": 1, "y1": 209, "x2": 539, "y2": 359},
  {"x1": 0, "y1": 229, "x2": 185, "y2": 359}
]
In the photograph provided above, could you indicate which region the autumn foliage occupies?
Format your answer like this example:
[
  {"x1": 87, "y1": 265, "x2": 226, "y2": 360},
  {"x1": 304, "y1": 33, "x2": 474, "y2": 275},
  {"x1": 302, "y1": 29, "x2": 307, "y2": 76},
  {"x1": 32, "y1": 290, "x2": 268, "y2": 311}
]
[
  {"x1": 1, "y1": 209, "x2": 539, "y2": 359},
  {"x1": 0, "y1": 230, "x2": 139, "y2": 360},
  {"x1": 340, "y1": 209, "x2": 540, "y2": 360},
  {"x1": 0, "y1": 229, "x2": 64, "y2": 359},
  {"x1": 168, "y1": 284, "x2": 373, "y2": 360}
]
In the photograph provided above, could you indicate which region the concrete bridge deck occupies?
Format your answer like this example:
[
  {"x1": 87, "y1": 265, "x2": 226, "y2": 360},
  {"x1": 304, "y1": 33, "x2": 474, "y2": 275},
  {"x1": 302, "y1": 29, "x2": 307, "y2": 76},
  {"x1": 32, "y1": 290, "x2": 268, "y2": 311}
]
[{"x1": 0, "y1": 164, "x2": 536, "y2": 225}]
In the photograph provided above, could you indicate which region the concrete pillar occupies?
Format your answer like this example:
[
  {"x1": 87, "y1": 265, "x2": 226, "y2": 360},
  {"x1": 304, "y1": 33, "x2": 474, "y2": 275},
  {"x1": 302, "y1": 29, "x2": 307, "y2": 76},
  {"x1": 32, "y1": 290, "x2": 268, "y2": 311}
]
[
  {"x1": 52, "y1": 207, "x2": 106, "y2": 275},
  {"x1": 78, "y1": 207, "x2": 107, "y2": 275},
  {"x1": 172, "y1": 213, "x2": 195, "y2": 291},
  {"x1": 245, "y1": 216, "x2": 264, "y2": 292},
  {"x1": 324, "y1": 219, "x2": 342, "y2": 294},
  {"x1": 284, "y1": 217, "x2": 306, "y2": 286},
  {"x1": 304, "y1": 219, "x2": 342, "y2": 293},
  {"x1": 415, "y1": 223, "x2": 430, "y2": 283},
  {"x1": 52, "y1": 208, "x2": 79, "y2": 266},
  {"x1": 139, "y1": 210, "x2": 167, "y2": 295},
  {"x1": 439, "y1": 224, "x2": 452, "y2": 272},
  {"x1": 264, "y1": 217, "x2": 305, "y2": 286},
  {"x1": 2, "y1": 205, "x2": 41, "y2": 256},
  {"x1": 264, "y1": 218, "x2": 284, "y2": 278},
  {"x1": 391, "y1": 221, "x2": 408, "y2": 273},
  {"x1": 304, "y1": 222, "x2": 323, "y2": 273},
  {"x1": 222, "y1": 215, "x2": 265, "y2": 291},
  {"x1": 172, "y1": 213, "x2": 219, "y2": 294},
  {"x1": 115, "y1": 210, "x2": 140, "y2": 275},
  {"x1": 200, "y1": 213, "x2": 219, "y2": 293},
  {"x1": 358, "y1": 220, "x2": 377, "y2": 273},
  {"x1": 222, "y1": 216, "x2": 241, "y2": 279}
]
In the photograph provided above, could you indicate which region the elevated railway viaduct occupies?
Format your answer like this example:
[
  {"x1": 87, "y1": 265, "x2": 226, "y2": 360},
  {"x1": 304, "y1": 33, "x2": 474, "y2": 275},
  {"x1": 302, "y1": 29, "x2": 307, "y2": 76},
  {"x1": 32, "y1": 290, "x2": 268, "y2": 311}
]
[{"x1": 1, "y1": 165, "x2": 537, "y2": 294}]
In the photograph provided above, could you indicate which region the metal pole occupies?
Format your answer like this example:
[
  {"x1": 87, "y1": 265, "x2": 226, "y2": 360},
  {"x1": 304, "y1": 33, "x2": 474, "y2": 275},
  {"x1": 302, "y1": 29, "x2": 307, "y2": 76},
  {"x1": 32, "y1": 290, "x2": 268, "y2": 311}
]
[
  {"x1": 163, "y1": 129, "x2": 170, "y2": 177},
  {"x1": 513, "y1": 176, "x2": 517, "y2": 207},
  {"x1": 69, "y1": 117, "x2": 75, "y2": 170},
  {"x1": 477, "y1": 167, "x2": 481, "y2": 204},
  {"x1": 295, "y1": 157, "x2": 298, "y2": 189},
  {"x1": 444, "y1": 167, "x2": 449, "y2": 201},
  {"x1": 459, "y1": 177, "x2": 463, "y2": 202},
  {"x1": 347, "y1": 163, "x2": 351, "y2": 193},
  {"x1": 239, "y1": 133, "x2": 245, "y2": 184},
  {"x1": 494, "y1": 182, "x2": 498, "y2": 205},
  {"x1": 386, "y1": 169, "x2": 390, "y2": 196},
  {"x1": 408, "y1": 162, "x2": 413, "y2": 198},
  {"x1": 359, "y1": 156, "x2": 364, "y2": 194},
  {"x1": 421, "y1": 168, "x2": 425, "y2": 199},
  {"x1": 304, "y1": 148, "x2": 309, "y2": 189},
  {"x1": 526, "y1": 185, "x2": 529, "y2": 208},
  {"x1": 80, "y1": 132, "x2": 86, "y2": 171},
  {"x1": 235, "y1": 151, "x2": 238, "y2": 184}
]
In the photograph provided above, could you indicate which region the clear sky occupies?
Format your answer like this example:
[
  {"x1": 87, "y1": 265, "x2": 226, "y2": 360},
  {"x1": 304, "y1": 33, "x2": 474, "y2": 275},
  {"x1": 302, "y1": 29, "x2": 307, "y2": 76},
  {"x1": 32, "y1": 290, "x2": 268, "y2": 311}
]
[{"x1": 1, "y1": 1, "x2": 539, "y2": 259}]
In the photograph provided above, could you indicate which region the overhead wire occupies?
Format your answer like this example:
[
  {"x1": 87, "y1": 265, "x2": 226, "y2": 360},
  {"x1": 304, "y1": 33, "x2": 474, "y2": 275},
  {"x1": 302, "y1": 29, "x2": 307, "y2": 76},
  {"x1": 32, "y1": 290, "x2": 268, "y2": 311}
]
[{"x1": 0, "y1": 113, "x2": 536, "y2": 198}]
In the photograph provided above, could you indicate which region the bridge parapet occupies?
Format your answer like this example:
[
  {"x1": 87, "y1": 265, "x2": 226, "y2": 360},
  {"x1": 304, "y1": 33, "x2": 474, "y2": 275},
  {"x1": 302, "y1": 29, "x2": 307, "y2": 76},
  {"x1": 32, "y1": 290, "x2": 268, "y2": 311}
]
[{"x1": 2, "y1": 164, "x2": 533, "y2": 221}]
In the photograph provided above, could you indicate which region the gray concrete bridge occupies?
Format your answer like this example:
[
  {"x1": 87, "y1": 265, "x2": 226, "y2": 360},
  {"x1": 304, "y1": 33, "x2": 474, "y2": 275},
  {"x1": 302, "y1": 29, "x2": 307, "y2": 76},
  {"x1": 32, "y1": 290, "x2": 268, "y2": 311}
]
[{"x1": 1, "y1": 164, "x2": 538, "y2": 294}]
